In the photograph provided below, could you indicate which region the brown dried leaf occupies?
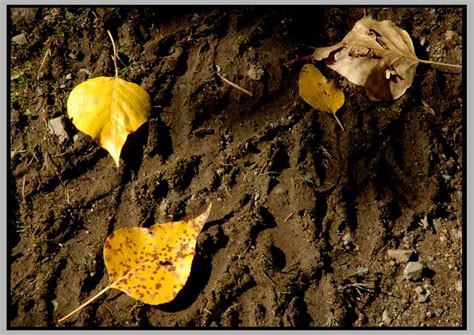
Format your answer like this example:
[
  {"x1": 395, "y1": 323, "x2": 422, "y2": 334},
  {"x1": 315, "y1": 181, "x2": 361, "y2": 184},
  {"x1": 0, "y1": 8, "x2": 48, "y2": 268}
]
[{"x1": 313, "y1": 17, "x2": 419, "y2": 101}]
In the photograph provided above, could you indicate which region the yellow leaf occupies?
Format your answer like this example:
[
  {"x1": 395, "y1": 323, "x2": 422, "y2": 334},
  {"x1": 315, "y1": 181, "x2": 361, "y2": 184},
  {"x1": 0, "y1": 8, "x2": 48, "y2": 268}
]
[
  {"x1": 67, "y1": 76, "x2": 151, "y2": 166},
  {"x1": 58, "y1": 204, "x2": 212, "y2": 323},
  {"x1": 298, "y1": 64, "x2": 345, "y2": 130},
  {"x1": 104, "y1": 204, "x2": 211, "y2": 304},
  {"x1": 299, "y1": 64, "x2": 344, "y2": 113}
]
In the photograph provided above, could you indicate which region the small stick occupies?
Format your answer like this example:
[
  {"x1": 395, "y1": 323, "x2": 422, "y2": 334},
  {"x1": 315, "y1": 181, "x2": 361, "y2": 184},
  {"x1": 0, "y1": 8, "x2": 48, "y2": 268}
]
[
  {"x1": 216, "y1": 72, "x2": 253, "y2": 97},
  {"x1": 107, "y1": 30, "x2": 119, "y2": 78},
  {"x1": 36, "y1": 48, "x2": 51, "y2": 79},
  {"x1": 284, "y1": 212, "x2": 294, "y2": 223},
  {"x1": 21, "y1": 175, "x2": 26, "y2": 202}
]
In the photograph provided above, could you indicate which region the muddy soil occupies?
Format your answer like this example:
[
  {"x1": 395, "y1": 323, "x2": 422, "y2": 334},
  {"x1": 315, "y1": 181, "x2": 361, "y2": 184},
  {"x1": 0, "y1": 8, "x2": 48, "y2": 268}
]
[{"x1": 9, "y1": 6, "x2": 463, "y2": 327}]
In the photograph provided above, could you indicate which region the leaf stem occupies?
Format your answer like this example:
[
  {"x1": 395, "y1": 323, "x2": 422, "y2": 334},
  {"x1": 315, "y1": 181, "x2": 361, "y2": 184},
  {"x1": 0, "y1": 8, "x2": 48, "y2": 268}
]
[
  {"x1": 417, "y1": 59, "x2": 462, "y2": 68},
  {"x1": 339, "y1": 43, "x2": 462, "y2": 69},
  {"x1": 107, "y1": 30, "x2": 119, "y2": 78},
  {"x1": 333, "y1": 113, "x2": 345, "y2": 132},
  {"x1": 58, "y1": 285, "x2": 111, "y2": 324}
]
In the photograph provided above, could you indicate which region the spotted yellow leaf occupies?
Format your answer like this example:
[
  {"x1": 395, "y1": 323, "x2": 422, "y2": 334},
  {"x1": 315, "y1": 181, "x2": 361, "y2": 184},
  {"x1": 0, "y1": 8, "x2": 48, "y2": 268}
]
[
  {"x1": 298, "y1": 63, "x2": 345, "y2": 130},
  {"x1": 58, "y1": 204, "x2": 212, "y2": 323},
  {"x1": 67, "y1": 76, "x2": 151, "y2": 166}
]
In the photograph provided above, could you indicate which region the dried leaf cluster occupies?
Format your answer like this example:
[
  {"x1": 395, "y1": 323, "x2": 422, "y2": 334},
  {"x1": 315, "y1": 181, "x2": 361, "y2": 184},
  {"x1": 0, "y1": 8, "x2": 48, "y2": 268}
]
[
  {"x1": 298, "y1": 16, "x2": 461, "y2": 125},
  {"x1": 313, "y1": 16, "x2": 420, "y2": 101}
]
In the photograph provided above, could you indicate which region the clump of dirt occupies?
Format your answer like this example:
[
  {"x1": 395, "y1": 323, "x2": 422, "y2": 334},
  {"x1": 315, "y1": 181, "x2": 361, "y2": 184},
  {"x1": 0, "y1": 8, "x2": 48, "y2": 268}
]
[{"x1": 9, "y1": 6, "x2": 463, "y2": 327}]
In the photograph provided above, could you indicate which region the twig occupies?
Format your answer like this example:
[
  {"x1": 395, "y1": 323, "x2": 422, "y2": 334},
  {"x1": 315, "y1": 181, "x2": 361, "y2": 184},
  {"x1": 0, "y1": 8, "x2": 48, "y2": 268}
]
[
  {"x1": 216, "y1": 72, "x2": 253, "y2": 97},
  {"x1": 284, "y1": 212, "x2": 294, "y2": 223},
  {"x1": 37, "y1": 49, "x2": 51, "y2": 79},
  {"x1": 21, "y1": 175, "x2": 26, "y2": 203},
  {"x1": 262, "y1": 270, "x2": 277, "y2": 285}
]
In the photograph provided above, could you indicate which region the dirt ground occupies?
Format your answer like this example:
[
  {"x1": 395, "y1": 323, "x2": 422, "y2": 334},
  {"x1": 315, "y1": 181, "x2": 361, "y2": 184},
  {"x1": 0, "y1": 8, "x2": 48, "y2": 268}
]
[{"x1": 9, "y1": 6, "x2": 463, "y2": 328}]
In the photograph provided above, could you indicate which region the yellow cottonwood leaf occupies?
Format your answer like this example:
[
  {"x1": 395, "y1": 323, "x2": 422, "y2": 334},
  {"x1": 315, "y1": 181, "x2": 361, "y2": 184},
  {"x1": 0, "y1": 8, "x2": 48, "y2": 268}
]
[
  {"x1": 67, "y1": 76, "x2": 151, "y2": 166},
  {"x1": 104, "y1": 204, "x2": 212, "y2": 304},
  {"x1": 58, "y1": 204, "x2": 212, "y2": 323},
  {"x1": 298, "y1": 63, "x2": 345, "y2": 129}
]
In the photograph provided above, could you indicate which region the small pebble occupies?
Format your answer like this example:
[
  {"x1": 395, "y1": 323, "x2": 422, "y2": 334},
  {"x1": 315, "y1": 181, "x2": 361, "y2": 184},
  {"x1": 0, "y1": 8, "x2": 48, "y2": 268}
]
[
  {"x1": 444, "y1": 30, "x2": 456, "y2": 40},
  {"x1": 415, "y1": 286, "x2": 430, "y2": 303},
  {"x1": 48, "y1": 116, "x2": 70, "y2": 144},
  {"x1": 404, "y1": 261, "x2": 425, "y2": 281},
  {"x1": 382, "y1": 310, "x2": 392, "y2": 325},
  {"x1": 442, "y1": 174, "x2": 452, "y2": 181},
  {"x1": 455, "y1": 280, "x2": 462, "y2": 292},
  {"x1": 342, "y1": 233, "x2": 353, "y2": 249},
  {"x1": 247, "y1": 65, "x2": 265, "y2": 81},
  {"x1": 12, "y1": 33, "x2": 28, "y2": 45},
  {"x1": 387, "y1": 249, "x2": 416, "y2": 263}
]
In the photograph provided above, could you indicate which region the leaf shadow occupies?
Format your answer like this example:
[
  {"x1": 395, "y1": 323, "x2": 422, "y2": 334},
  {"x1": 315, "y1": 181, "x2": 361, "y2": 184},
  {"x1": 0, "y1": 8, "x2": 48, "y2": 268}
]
[
  {"x1": 121, "y1": 122, "x2": 149, "y2": 174},
  {"x1": 157, "y1": 254, "x2": 212, "y2": 312},
  {"x1": 157, "y1": 217, "x2": 230, "y2": 312},
  {"x1": 148, "y1": 117, "x2": 173, "y2": 161}
]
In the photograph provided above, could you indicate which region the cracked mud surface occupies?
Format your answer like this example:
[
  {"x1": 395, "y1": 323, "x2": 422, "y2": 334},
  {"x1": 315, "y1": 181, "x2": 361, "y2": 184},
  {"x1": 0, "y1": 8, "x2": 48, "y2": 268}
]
[{"x1": 9, "y1": 6, "x2": 463, "y2": 327}]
